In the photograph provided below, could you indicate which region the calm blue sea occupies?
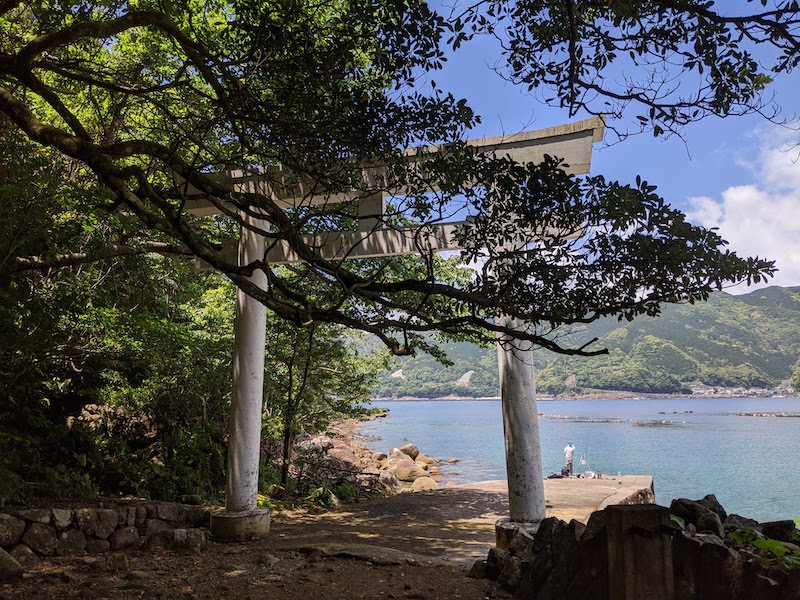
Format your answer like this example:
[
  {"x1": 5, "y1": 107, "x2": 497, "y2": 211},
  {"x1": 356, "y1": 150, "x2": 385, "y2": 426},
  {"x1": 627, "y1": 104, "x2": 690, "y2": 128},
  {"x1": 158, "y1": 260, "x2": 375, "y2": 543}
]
[{"x1": 360, "y1": 397, "x2": 800, "y2": 522}]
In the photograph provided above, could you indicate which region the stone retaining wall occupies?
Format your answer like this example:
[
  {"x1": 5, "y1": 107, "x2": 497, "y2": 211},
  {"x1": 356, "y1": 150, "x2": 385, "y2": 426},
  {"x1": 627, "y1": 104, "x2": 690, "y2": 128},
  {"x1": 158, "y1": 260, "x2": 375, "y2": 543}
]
[
  {"x1": 0, "y1": 501, "x2": 210, "y2": 577},
  {"x1": 478, "y1": 497, "x2": 800, "y2": 600}
]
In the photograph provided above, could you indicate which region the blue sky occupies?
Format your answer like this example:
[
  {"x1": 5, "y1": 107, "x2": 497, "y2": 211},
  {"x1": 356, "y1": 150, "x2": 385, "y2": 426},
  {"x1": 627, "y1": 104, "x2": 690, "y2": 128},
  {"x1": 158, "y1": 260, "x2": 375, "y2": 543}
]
[{"x1": 424, "y1": 12, "x2": 800, "y2": 292}]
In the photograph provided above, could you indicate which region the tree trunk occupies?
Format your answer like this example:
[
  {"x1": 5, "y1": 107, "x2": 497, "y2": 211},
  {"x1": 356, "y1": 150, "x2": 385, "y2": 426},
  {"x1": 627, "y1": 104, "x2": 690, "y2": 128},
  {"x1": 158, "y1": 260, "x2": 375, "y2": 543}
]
[{"x1": 280, "y1": 424, "x2": 294, "y2": 487}]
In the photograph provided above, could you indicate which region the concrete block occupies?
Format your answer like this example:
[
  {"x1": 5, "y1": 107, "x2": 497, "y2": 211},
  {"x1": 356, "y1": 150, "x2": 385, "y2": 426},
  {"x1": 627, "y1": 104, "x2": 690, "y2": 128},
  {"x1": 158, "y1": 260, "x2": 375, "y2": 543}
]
[
  {"x1": 495, "y1": 517, "x2": 539, "y2": 553},
  {"x1": 210, "y1": 508, "x2": 270, "y2": 542}
]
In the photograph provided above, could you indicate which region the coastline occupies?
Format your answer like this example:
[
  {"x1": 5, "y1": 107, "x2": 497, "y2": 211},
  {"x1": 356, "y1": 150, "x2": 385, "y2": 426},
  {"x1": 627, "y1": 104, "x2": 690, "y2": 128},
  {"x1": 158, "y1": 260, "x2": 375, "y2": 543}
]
[
  {"x1": 324, "y1": 415, "x2": 460, "y2": 492},
  {"x1": 372, "y1": 391, "x2": 799, "y2": 402}
]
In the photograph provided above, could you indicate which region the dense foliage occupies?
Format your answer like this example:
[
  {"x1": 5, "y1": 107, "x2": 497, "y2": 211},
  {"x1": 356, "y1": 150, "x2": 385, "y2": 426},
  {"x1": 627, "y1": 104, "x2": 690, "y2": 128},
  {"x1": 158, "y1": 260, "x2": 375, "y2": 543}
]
[
  {"x1": 0, "y1": 137, "x2": 234, "y2": 499},
  {"x1": 378, "y1": 287, "x2": 800, "y2": 397},
  {"x1": 0, "y1": 1, "x2": 793, "y2": 357},
  {"x1": 0, "y1": 116, "x2": 385, "y2": 502}
]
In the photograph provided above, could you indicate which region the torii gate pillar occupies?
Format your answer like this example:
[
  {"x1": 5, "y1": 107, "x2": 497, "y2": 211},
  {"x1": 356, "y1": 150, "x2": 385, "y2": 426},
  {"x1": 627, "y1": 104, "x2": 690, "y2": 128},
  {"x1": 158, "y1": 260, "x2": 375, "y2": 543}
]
[
  {"x1": 210, "y1": 215, "x2": 271, "y2": 541},
  {"x1": 496, "y1": 315, "x2": 546, "y2": 524},
  {"x1": 494, "y1": 315, "x2": 546, "y2": 547}
]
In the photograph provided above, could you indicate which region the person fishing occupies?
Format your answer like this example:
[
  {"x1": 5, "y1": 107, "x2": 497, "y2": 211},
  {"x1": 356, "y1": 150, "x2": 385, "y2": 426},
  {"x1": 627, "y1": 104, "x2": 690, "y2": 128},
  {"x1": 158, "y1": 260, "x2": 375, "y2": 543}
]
[{"x1": 564, "y1": 442, "x2": 575, "y2": 476}]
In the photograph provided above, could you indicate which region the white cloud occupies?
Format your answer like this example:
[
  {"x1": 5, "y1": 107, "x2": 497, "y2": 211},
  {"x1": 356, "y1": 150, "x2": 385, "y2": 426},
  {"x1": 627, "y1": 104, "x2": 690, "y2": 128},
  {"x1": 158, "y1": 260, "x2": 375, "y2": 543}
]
[{"x1": 686, "y1": 128, "x2": 800, "y2": 293}]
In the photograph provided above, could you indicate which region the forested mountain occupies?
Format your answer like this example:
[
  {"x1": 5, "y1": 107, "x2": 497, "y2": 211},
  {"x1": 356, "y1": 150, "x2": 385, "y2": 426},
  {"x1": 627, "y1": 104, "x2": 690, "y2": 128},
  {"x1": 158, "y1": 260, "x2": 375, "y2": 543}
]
[{"x1": 376, "y1": 286, "x2": 800, "y2": 397}]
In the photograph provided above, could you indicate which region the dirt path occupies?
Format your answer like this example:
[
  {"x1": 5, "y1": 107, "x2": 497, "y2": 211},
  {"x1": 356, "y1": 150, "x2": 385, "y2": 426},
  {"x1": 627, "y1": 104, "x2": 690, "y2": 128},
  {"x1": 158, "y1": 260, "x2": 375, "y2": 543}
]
[
  {"x1": 271, "y1": 476, "x2": 653, "y2": 566},
  {"x1": 271, "y1": 484, "x2": 509, "y2": 567},
  {"x1": 1, "y1": 544, "x2": 510, "y2": 600}
]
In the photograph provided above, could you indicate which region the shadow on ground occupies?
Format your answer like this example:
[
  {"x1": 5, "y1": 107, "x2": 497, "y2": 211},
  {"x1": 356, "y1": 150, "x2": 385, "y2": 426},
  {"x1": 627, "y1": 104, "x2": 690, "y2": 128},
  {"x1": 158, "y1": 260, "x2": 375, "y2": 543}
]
[
  {"x1": 272, "y1": 487, "x2": 509, "y2": 566},
  {"x1": 270, "y1": 475, "x2": 653, "y2": 566}
]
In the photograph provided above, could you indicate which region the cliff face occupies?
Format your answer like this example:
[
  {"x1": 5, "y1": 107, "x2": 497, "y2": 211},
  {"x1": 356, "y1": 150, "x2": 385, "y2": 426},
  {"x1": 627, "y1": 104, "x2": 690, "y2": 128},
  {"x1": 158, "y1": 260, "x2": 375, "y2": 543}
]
[{"x1": 377, "y1": 286, "x2": 800, "y2": 397}]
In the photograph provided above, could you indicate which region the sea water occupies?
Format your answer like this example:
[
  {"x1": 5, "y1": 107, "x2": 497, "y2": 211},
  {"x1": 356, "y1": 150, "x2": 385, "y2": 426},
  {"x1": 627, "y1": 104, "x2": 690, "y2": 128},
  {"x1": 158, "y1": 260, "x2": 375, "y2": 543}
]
[{"x1": 360, "y1": 397, "x2": 800, "y2": 522}]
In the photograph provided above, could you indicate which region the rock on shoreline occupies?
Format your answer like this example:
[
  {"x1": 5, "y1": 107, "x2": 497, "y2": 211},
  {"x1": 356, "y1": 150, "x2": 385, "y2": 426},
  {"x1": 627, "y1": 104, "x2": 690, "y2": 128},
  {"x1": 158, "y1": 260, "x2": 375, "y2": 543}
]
[{"x1": 296, "y1": 419, "x2": 458, "y2": 497}]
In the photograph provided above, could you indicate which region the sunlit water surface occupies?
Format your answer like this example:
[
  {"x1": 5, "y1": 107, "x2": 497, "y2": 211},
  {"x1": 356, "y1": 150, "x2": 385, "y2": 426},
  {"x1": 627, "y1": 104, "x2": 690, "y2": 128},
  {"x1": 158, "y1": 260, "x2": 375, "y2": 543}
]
[{"x1": 361, "y1": 397, "x2": 800, "y2": 522}]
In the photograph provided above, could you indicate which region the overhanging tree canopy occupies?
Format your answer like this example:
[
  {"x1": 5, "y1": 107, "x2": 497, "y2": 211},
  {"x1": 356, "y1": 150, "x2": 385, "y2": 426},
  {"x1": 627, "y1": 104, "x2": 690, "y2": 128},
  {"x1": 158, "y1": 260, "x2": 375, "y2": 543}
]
[
  {"x1": 452, "y1": 0, "x2": 799, "y2": 137},
  {"x1": 0, "y1": 0, "x2": 794, "y2": 356}
]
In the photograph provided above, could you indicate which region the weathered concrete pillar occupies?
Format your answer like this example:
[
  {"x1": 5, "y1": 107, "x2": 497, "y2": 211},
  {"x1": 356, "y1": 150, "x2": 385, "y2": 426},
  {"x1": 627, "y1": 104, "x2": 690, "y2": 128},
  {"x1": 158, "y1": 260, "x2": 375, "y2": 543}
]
[
  {"x1": 606, "y1": 504, "x2": 675, "y2": 600},
  {"x1": 210, "y1": 214, "x2": 271, "y2": 541},
  {"x1": 358, "y1": 192, "x2": 386, "y2": 232},
  {"x1": 496, "y1": 315, "x2": 546, "y2": 524}
]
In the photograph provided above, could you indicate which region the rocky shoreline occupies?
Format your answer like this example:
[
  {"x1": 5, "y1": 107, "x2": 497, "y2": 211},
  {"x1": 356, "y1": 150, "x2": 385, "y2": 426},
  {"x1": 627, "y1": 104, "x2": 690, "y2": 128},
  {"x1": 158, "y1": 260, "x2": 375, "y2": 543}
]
[
  {"x1": 374, "y1": 389, "x2": 799, "y2": 401},
  {"x1": 294, "y1": 416, "x2": 459, "y2": 501}
]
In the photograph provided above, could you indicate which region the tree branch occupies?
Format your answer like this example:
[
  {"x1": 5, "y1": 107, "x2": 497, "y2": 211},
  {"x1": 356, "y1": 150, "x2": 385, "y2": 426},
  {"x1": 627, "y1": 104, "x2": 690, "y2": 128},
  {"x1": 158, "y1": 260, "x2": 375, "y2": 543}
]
[{"x1": 7, "y1": 242, "x2": 193, "y2": 274}]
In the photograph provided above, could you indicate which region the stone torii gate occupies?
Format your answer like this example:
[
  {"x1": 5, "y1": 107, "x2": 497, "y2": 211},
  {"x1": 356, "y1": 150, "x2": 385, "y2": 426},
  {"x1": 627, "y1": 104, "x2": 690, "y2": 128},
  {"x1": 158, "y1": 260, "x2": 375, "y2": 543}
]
[{"x1": 185, "y1": 117, "x2": 605, "y2": 541}]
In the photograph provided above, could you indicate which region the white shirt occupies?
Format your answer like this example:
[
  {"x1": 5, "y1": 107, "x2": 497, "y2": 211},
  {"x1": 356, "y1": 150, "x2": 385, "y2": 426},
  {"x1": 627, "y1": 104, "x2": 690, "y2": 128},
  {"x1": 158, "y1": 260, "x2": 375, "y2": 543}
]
[{"x1": 564, "y1": 445, "x2": 575, "y2": 461}]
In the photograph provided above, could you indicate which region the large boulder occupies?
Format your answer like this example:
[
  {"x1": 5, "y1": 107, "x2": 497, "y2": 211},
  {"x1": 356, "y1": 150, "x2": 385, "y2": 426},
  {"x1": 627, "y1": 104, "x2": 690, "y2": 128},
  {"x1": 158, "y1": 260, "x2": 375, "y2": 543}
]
[
  {"x1": 116, "y1": 506, "x2": 137, "y2": 528},
  {"x1": 696, "y1": 512, "x2": 725, "y2": 538},
  {"x1": 760, "y1": 520, "x2": 798, "y2": 543},
  {"x1": 145, "y1": 529, "x2": 175, "y2": 552},
  {"x1": 488, "y1": 547, "x2": 524, "y2": 590},
  {"x1": 180, "y1": 529, "x2": 207, "y2": 553},
  {"x1": 0, "y1": 513, "x2": 26, "y2": 546},
  {"x1": 486, "y1": 547, "x2": 511, "y2": 581},
  {"x1": 379, "y1": 457, "x2": 397, "y2": 471},
  {"x1": 142, "y1": 518, "x2": 171, "y2": 537},
  {"x1": 87, "y1": 539, "x2": 111, "y2": 554},
  {"x1": 52, "y1": 508, "x2": 73, "y2": 530},
  {"x1": 398, "y1": 444, "x2": 420, "y2": 460},
  {"x1": 74, "y1": 508, "x2": 99, "y2": 536},
  {"x1": 22, "y1": 523, "x2": 58, "y2": 556},
  {"x1": 95, "y1": 509, "x2": 119, "y2": 539},
  {"x1": 327, "y1": 447, "x2": 359, "y2": 465},
  {"x1": 155, "y1": 504, "x2": 179, "y2": 523},
  {"x1": 179, "y1": 506, "x2": 211, "y2": 527},
  {"x1": 672, "y1": 530, "x2": 742, "y2": 600},
  {"x1": 377, "y1": 471, "x2": 402, "y2": 494},
  {"x1": 697, "y1": 494, "x2": 727, "y2": 523},
  {"x1": 0, "y1": 548, "x2": 22, "y2": 581},
  {"x1": 109, "y1": 526, "x2": 140, "y2": 551},
  {"x1": 312, "y1": 436, "x2": 335, "y2": 450},
  {"x1": 57, "y1": 529, "x2": 87, "y2": 556},
  {"x1": 670, "y1": 498, "x2": 724, "y2": 537},
  {"x1": 468, "y1": 560, "x2": 489, "y2": 580},
  {"x1": 295, "y1": 439, "x2": 318, "y2": 452},
  {"x1": 411, "y1": 477, "x2": 440, "y2": 492},
  {"x1": 723, "y1": 513, "x2": 759, "y2": 533},
  {"x1": 9, "y1": 545, "x2": 39, "y2": 569},
  {"x1": 394, "y1": 457, "x2": 427, "y2": 482},
  {"x1": 415, "y1": 454, "x2": 436, "y2": 465},
  {"x1": 510, "y1": 514, "x2": 607, "y2": 599},
  {"x1": 135, "y1": 506, "x2": 147, "y2": 529},
  {"x1": 14, "y1": 509, "x2": 50, "y2": 525},
  {"x1": 296, "y1": 435, "x2": 334, "y2": 453}
]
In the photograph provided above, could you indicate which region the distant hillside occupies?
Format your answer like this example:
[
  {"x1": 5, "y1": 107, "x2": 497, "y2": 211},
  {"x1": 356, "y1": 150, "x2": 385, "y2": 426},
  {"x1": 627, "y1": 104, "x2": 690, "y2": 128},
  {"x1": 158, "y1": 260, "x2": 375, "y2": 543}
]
[{"x1": 376, "y1": 286, "x2": 800, "y2": 397}]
